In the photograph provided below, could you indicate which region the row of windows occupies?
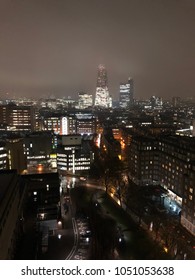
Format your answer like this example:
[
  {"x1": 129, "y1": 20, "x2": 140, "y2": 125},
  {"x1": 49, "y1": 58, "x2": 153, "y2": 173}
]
[{"x1": 58, "y1": 161, "x2": 90, "y2": 166}]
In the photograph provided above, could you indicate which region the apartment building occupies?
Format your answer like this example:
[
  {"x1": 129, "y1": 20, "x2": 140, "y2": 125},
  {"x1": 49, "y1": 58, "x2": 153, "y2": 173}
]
[{"x1": 128, "y1": 133, "x2": 195, "y2": 235}]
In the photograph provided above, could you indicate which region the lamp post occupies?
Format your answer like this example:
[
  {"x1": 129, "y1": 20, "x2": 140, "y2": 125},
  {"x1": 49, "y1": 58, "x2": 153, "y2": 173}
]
[{"x1": 72, "y1": 148, "x2": 75, "y2": 175}]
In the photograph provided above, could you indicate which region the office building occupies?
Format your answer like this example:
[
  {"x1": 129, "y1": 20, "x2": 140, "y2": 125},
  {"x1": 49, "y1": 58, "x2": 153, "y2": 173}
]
[
  {"x1": 94, "y1": 64, "x2": 112, "y2": 108},
  {"x1": 0, "y1": 104, "x2": 35, "y2": 132},
  {"x1": 57, "y1": 134, "x2": 93, "y2": 174},
  {"x1": 61, "y1": 113, "x2": 97, "y2": 135},
  {"x1": 78, "y1": 92, "x2": 93, "y2": 109},
  {"x1": 150, "y1": 96, "x2": 163, "y2": 110},
  {"x1": 23, "y1": 132, "x2": 56, "y2": 170},
  {"x1": 61, "y1": 116, "x2": 77, "y2": 135},
  {"x1": 75, "y1": 112, "x2": 97, "y2": 134},
  {"x1": 119, "y1": 78, "x2": 134, "y2": 108},
  {"x1": 42, "y1": 116, "x2": 61, "y2": 134}
]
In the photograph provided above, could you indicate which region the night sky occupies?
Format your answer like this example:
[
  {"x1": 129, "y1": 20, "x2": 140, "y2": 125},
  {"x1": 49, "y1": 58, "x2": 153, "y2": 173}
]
[{"x1": 0, "y1": 0, "x2": 194, "y2": 100}]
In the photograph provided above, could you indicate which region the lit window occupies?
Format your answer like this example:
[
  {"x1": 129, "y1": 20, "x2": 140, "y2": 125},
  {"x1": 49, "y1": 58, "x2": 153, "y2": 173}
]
[{"x1": 189, "y1": 188, "x2": 193, "y2": 194}]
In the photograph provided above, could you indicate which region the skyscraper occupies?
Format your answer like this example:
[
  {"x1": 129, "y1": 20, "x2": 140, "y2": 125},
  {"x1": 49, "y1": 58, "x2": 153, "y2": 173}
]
[
  {"x1": 119, "y1": 78, "x2": 134, "y2": 108},
  {"x1": 94, "y1": 64, "x2": 112, "y2": 108}
]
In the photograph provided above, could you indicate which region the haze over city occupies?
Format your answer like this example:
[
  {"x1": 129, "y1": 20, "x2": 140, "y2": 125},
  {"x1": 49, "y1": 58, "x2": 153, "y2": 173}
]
[{"x1": 0, "y1": 0, "x2": 195, "y2": 100}]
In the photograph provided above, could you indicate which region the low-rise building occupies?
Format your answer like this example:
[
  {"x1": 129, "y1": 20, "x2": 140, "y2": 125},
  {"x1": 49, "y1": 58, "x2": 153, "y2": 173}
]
[
  {"x1": 57, "y1": 134, "x2": 94, "y2": 174},
  {"x1": 23, "y1": 132, "x2": 56, "y2": 170}
]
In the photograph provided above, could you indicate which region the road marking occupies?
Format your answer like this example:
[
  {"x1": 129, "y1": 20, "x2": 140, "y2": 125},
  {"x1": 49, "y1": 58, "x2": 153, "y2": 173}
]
[{"x1": 65, "y1": 218, "x2": 79, "y2": 260}]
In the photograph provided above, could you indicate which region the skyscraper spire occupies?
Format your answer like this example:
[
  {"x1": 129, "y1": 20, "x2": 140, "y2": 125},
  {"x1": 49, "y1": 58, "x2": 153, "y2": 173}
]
[
  {"x1": 96, "y1": 64, "x2": 108, "y2": 88},
  {"x1": 94, "y1": 64, "x2": 112, "y2": 108}
]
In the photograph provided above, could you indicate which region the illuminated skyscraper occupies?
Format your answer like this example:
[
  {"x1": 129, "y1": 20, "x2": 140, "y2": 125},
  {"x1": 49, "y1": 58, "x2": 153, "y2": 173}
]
[
  {"x1": 94, "y1": 64, "x2": 112, "y2": 108},
  {"x1": 119, "y1": 77, "x2": 134, "y2": 108}
]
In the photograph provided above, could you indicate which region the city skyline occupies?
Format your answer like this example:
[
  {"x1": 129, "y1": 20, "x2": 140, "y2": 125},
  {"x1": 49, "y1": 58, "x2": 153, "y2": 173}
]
[{"x1": 0, "y1": 0, "x2": 195, "y2": 100}]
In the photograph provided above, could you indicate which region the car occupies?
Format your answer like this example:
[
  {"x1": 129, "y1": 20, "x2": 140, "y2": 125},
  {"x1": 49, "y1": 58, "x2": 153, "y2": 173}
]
[
  {"x1": 80, "y1": 177, "x2": 86, "y2": 181},
  {"x1": 80, "y1": 231, "x2": 91, "y2": 238}
]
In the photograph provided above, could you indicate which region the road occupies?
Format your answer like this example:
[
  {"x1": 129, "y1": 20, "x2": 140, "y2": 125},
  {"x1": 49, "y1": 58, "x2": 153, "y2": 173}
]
[
  {"x1": 78, "y1": 177, "x2": 195, "y2": 259},
  {"x1": 44, "y1": 175, "x2": 195, "y2": 260},
  {"x1": 59, "y1": 182, "x2": 91, "y2": 260}
]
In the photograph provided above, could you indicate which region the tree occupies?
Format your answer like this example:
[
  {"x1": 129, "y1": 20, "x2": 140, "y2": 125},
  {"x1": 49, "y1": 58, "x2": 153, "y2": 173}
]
[{"x1": 99, "y1": 155, "x2": 124, "y2": 194}]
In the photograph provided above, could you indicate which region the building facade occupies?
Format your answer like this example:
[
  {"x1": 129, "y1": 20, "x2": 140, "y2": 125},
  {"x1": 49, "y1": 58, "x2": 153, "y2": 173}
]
[
  {"x1": 61, "y1": 116, "x2": 77, "y2": 135},
  {"x1": 0, "y1": 170, "x2": 25, "y2": 259},
  {"x1": 78, "y1": 92, "x2": 93, "y2": 109},
  {"x1": 128, "y1": 135, "x2": 159, "y2": 186},
  {"x1": 23, "y1": 132, "x2": 56, "y2": 170},
  {"x1": 61, "y1": 113, "x2": 97, "y2": 135},
  {"x1": 0, "y1": 104, "x2": 35, "y2": 132},
  {"x1": 119, "y1": 78, "x2": 134, "y2": 108},
  {"x1": 94, "y1": 64, "x2": 112, "y2": 108},
  {"x1": 6, "y1": 137, "x2": 27, "y2": 174},
  {"x1": 75, "y1": 113, "x2": 97, "y2": 135},
  {"x1": 42, "y1": 116, "x2": 61, "y2": 134},
  {"x1": 181, "y1": 163, "x2": 195, "y2": 236},
  {"x1": 127, "y1": 133, "x2": 195, "y2": 235},
  {"x1": 0, "y1": 141, "x2": 8, "y2": 170},
  {"x1": 57, "y1": 135, "x2": 93, "y2": 174}
]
